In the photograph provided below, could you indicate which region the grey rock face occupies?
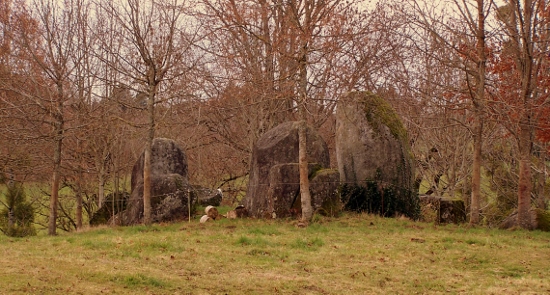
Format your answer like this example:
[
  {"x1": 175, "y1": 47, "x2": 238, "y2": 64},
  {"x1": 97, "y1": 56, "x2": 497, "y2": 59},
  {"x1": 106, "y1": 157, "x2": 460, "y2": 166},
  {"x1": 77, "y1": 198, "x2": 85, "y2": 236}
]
[
  {"x1": 195, "y1": 186, "x2": 223, "y2": 207},
  {"x1": 130, "y1": 138, "x2": 188, "y2": 190},
  {"x1": 266, "y1": 164, "x2": 340, "y2": 218},
  {"x1": 242, "y1": 121, "x2": 333, "y2": 218},
  {"x1": 124, "y1": 138, "x2": 194, "y2": 224},
  {"x1": 336, "y1": 91, "x2": 418, "y2": 218}
]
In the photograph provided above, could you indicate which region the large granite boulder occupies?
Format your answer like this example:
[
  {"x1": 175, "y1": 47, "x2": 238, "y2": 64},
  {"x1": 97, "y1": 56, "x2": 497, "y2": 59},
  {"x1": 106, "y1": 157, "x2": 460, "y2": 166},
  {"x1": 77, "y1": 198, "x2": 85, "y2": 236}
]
[
  {"x1": 130, "y1": 138, "x2": 188, "y2": 190},
  {"x1": 194, "y1": 186, "x2": 223, "y2": 207},
  {"x1": 266, "y1": 164, "x2": 340, "y2": 218},
  {"x1": 336, "y1": 91, "x2": 419, "y2": 219},
  {"x1": 123, "y1": 138, "x2": 195, "y2": 225},
  {"x1": 242, "y1": 121, "x2": 332, "y2": 218}
]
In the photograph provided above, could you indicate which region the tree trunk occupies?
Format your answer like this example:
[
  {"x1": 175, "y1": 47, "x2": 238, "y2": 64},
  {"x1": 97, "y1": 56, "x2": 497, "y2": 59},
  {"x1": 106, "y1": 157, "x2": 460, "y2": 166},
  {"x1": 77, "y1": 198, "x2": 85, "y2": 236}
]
[
  {"x1": 470, "y1": 118, "x2": 482, "y2": 224},
  {"x1": 7, "y1": 178, "x2": 14, "y2": 232},
  {"x1": 7, "y1": 208, "x2": 14, "y2": 233},
  {"x1": 75, "y1": 140, "x2": 83, "y2": 230},
  {"x1": 298, "y1": 119, "x2": 312, "y2": 222},
  {"x1": 535, "y1": 149, "x2": 546, "y2": 209},
  {"x1": 113, "y1": 147, "x2": 120, "y2": 225},
  {"x1": 298, "y1": 45, "x2": 312, "y2": 223},
  {"x1": 517, "y1": 119, "x2": 532, "y2": 229},
  {"x1": 49, "y1": 121, "x2": 63, "y2": 236},
  {"x1": 76, "y1": 174, "x2": 83, "y2": 230},
  {"x1": 143, "y1": 88, "x2": 156, "y2": 225},
  {"x1": 98, "y1": 167, "x2": 105, "y2": 207},
  {"x1": 470, "y1": 0, "x2": 487, "y2": 225}
]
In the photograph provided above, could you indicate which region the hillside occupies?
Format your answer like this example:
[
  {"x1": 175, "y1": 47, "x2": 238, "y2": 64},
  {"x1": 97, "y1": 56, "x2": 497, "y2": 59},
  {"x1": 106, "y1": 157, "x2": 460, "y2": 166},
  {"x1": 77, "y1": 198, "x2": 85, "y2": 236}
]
[{"x1": 1, "y1": 214, "x2": 549, "y2": 294}]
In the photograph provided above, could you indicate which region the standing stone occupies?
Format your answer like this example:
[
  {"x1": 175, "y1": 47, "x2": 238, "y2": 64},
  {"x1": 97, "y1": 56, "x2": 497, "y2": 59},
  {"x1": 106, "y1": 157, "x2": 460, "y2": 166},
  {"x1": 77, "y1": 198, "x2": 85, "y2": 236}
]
[
  {"x1": 130, "y1": 138, "x2": 188, "y2": 190},
  {"x1": 124, "y1": 138, "x2": 195, "y2": 225},
  {"x1": 336, "y1": 91, "x2": 419, "y2": 218},
  {"x1": 242, "y1": 121, "x2": 330, "y2": 218},
  {"x1": 265, "y1": 164, "x2": 341, "y2": 218}
]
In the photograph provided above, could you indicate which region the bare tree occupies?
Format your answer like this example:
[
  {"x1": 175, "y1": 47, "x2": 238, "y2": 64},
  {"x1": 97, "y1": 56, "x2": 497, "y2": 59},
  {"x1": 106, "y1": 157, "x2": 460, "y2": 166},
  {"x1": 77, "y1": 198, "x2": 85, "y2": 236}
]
[
  {"x1": 200, "y1": 0, "x2": 364, "y2": 222},
  {"x1": 7, "y1": 0, "x2": 83, "y2": 235},
  {"x1": 403, "y1": 0, "x2": 496, "y2": 224},
  {"x1": 96, "y1": 0, "x2": 199, "y2": 225},
  {"x1": 491, "y1": 0, "x2": 550, "y2": 228}
]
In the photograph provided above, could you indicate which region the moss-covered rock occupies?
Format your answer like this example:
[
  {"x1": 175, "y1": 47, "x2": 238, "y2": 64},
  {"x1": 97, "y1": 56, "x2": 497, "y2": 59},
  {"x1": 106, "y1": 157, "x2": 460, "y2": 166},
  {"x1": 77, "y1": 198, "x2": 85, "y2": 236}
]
[{"x1": 336, "y1": 91, "x2": 417, "y2": 219}]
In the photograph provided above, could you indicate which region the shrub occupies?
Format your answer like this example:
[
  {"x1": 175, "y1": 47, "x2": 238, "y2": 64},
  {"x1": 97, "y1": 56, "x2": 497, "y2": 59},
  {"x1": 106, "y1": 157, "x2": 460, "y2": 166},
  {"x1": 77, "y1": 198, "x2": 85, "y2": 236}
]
[
  {"x1": 340, "y1": 180, "x2": 420, "y2": 220},
  {"x1": 0, "y1": 183, "x2": 36, "y2": 237}
]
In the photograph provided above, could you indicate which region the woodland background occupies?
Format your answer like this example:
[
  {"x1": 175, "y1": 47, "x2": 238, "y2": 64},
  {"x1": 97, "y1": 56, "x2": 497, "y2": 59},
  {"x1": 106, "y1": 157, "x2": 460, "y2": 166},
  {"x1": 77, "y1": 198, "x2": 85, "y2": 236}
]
[{"x1": 1, "y1": 0, "x2": 549, "y2": 234}]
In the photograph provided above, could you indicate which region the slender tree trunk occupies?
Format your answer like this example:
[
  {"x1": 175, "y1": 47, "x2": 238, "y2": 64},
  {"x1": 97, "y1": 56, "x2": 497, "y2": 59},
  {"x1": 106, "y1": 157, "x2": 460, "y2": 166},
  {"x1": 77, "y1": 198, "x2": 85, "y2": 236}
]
[
  {"x1": 76, "y1": 166, "x2": 83, "y2": 230},
  {"x1": 298, "y1": 118, "x2": 312, "y2": 222},
  {"x1": 517, "y1": 119, "x2": 532, "y2": 229},
  {"x1": 470, "y1": 0, "x2": 487, "y2": 225},
  {"x1": 8, "y1": 208, "x2": 14, "y2": 233},
  {"x1": 113, "y1": 157, "x2": 119, "y2": 226},
  {"x1": 143, "y1": 88, "x2": 155, "y2": 225},
  {"x1": 49, "y1": 121, "x2": 63, "y2": 236},
  {"x1": 298, "y1": 46, "x2": 312, "y2": 223},
  {"x1": 507, "y1": 0, "x2": 535, "y2": 230},
  {"x1": 7, "y1": 176, "x2": 14, "y2": 231},
  {"x1": 75, "y1": 134, "x2": 83, "y2": 230},
  {"x1": 98, "y1": 169, "x2": 105, "y2": 207},
  {"x1": 470, "y1": 118, "x2": 482, "y2": 224},
  {"x1": 535, "y1": 147, "x2": 546, "y2": 209}
]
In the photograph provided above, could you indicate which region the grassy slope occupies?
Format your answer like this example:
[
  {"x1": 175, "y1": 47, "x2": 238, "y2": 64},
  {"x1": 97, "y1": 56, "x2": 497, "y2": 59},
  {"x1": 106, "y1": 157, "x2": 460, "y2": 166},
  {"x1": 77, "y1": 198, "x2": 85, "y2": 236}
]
[{"x1": 1, "y1": 214, "x2": 549, "y2": 294}]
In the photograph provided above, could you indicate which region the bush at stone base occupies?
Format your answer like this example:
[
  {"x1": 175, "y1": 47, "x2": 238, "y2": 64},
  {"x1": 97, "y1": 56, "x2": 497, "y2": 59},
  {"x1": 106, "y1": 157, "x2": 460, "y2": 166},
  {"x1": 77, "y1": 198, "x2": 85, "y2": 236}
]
[
  {"x1": 500, "y1": 209, "x2": 550, "y2": 231},
  {"x1": 339, "y1": 181, "x2": 420, "y2": 220},
  {"x1": 336, "y1": 91, "x2": 418, "y2": 219},
  {"x1": 90, "y1": 192, "x2": 130, "y2": 226}
]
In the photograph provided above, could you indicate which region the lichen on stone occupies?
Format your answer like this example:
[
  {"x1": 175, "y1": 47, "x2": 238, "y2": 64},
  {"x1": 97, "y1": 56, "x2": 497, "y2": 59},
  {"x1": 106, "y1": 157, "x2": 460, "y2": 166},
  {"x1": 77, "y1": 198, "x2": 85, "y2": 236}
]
[{"x1": 354, "y1": 91, "x2": 408, "y2": 143}]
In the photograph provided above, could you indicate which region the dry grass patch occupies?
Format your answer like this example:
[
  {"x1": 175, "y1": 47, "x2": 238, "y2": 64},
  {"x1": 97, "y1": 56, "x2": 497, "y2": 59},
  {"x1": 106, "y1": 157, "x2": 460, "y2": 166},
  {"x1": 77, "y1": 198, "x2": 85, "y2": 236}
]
[{"x1": 1, "y1": 213, "x2": 549, "y2": 294}]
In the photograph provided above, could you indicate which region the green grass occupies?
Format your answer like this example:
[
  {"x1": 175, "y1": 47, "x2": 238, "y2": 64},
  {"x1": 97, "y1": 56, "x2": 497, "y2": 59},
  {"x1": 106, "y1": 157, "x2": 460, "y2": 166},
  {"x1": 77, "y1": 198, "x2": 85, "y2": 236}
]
[{"x1": 1, "y1": 213, "x2": 550, "y2": 294}]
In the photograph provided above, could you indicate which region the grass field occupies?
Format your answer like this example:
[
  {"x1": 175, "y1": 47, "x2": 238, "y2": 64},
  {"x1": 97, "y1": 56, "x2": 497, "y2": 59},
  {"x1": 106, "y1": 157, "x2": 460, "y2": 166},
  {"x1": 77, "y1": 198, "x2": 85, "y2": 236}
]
[{"x1": 1, "y1": 213, "x2": 549, "y2": 294}]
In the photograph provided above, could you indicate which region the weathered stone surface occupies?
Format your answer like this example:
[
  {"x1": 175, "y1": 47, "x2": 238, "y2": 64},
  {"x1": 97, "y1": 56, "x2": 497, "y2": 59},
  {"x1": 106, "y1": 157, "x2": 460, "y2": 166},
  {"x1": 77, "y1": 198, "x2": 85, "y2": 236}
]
[
  {"x1": 123, "y1": 138, "x2": 195, "y2": 225},
  {"x1": 336, "y1": 91, "x2": 418, "y2": 218},
  {"x1": 419, "y1": 195, "x2": 466, "y2": 224},
  {"x1": 242, "y1": 121, "x2": 330, "y2": 217},
  {"x1": 310, "y1": 169, "x2": 341, "y2": 217},
  {"x1": 130, "y1": 138, "x2": 188, "y2": 190},
  {"x1": 194, "y1": 186, "x2": 223, "y2": 207},
  {"x1": 500, "y1": 209, "x2": 550, "y2": 231},
  {"x1": 266, "y1": 163, "x2": 325, "y2": 218}
]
